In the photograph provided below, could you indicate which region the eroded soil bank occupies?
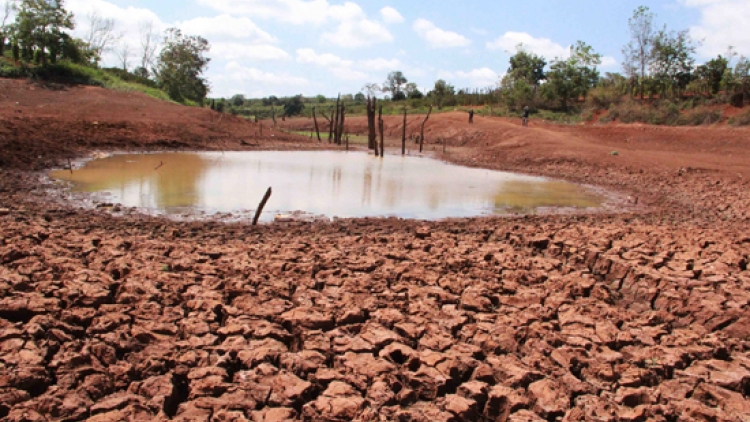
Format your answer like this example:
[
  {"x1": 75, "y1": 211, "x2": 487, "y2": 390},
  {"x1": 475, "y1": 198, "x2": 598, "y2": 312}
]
[{"x1": 1, "y1": 80, "x2": 749, "y2": 421}]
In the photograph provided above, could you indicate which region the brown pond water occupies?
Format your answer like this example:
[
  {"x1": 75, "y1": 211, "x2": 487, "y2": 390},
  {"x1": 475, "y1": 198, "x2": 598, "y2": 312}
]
[{"x1": 50, "y1": 151, "x2": 604, "y2": 221}]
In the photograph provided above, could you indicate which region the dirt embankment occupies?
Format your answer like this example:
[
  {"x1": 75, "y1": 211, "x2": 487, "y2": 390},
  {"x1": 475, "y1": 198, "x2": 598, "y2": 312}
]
[{"x1": 0, "y1": 79, "x2": 749, "y2": 421}]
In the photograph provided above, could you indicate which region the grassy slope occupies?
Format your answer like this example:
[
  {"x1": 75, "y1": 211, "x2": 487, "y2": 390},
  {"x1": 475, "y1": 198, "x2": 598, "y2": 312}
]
[{"x1": 0, "y1": 58, "x2": 176, "y2": 104}]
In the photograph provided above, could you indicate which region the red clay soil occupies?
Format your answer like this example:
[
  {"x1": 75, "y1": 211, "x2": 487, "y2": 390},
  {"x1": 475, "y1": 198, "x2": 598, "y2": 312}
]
[{"x1": 1, "y1": 79, "x2": 749, "y2": 421}]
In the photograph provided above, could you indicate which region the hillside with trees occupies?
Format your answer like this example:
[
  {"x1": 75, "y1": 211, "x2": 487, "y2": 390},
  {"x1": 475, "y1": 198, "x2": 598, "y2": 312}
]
[{"x1": 0, "y1": 0, "x2": 211, "y2": 105}]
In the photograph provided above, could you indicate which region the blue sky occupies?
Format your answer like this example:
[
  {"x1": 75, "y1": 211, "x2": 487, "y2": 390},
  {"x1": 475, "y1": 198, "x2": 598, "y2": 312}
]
[{"x1": 4, "y1": 0, "x2": 750, "y2": 98}]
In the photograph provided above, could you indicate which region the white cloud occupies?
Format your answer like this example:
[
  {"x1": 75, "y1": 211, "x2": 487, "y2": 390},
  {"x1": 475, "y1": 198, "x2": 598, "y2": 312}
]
[
  {"x1": 224, "y1": 61, "x2": 308, "y2": 85},
  {"x1": 296, "y1": 49, "x2": 368, "y2": 81},
  {"x1": 297, "y1": 48, "x2": 352, "y2": 67},
  {"x1": 413, "y1": 19, "x2": 471, "y2": 48},
  {"x1": 197, "y1": 0, "x2": 331, "y2": 25},
  {"x1": 175, "y1": 15, "x2": 276, "y2": 43},
  {"x1": 380, "y1": 6, "x2": 404, "y2": 24},
  {"x1": 358, "y1": 58, "x2": 402, "y2": 71},
  {"x1": 212, "y1": 43, "x2": 290, "y2": 61},
  {"x1": 680, "y1": 0, "x2": 750, "y2": 58},
  {"x1": 456, "y1": 68, "x2": 500, "y2": 87},
  {"x1": 600, "y1": 56, "x2": 618, "y2": 69},
  {"x1": 321, "y1": 17, "x2": 392, "y2": 48},
  {"x1": 487, "y1": 31, "x2": 570, "y2": 59},
  {"x1": 197, "y1": 0, "x2": 393, "y2": 48},
  {"x1": 437, "y1": 68, "x2": 500, "y2": 87}
]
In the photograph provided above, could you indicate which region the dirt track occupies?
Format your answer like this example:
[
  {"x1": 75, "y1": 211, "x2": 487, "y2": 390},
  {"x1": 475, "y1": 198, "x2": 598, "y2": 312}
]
[{"x1": 1, "y1": 79, "x2": 749, "y2": 421}]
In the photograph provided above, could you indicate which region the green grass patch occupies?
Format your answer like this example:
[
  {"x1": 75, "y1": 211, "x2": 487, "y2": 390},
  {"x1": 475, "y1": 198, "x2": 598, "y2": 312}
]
[{"x1": 0, "y1": 60, "x2": 172, "y2": 102}]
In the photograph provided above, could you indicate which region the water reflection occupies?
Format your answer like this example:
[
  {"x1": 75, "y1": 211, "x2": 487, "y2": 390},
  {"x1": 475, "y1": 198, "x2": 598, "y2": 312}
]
[{"x1": 50, "y1": 151, "x2": 603, "y2": 221}]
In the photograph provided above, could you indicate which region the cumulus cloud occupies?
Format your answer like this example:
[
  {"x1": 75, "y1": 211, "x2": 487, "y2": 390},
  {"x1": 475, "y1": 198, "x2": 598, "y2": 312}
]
[
  {"x1": 321, "y1": 17, "x2": 393, "y2": 48},
  {"x1": 175, "y1": 15, "x2": 276, "y2": 43},
  {"x1": 358, "y1": 58, "x2": 402, "y2": 71},
  {"x1": 211, "y1": 43, "x2": 290, "y2": 61},
  {"x1": 198, "y1": 0, "x2": 393, "y2": 48},
  {"x1": 413, "y1": 19, "x2": 471, "y2": 48},
  {"x1": 487, "y1": 31, "x2": 570, "y2": 59},
  {"x1": 380, "y1": 6, "x2": 404, "y2": 24},
  {"x1": 224, "y1": 61, "x2": 308, "y2": 85},
  {"x1": 438, "y1": 68, "x2": 500, "y2": 87},
  {"x1": 680, "y1": 0, "x2": 750, "y2": 57},
  {"x1": 600, "y1": 56, "x2": 618, "y2": 69},
  {"x1": 296, "y1": 49, "x2": 368, "y2": 81},
  {"x1": 297, "y1": 48, "x2": 352, "y2": 68}
]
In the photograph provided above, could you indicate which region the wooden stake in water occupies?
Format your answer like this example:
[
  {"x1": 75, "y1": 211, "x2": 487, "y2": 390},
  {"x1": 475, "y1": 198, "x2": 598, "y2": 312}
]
[
  {"x1": 252, "y1": 187, "x2": 273, "y2": 226},
  {"x1": 401, "y1": 107, "x2": 407, "y2": 155},
  {"x1": 312, "y1": 107, "x2": 321, "y2": 142},
  {"x1": 378, "y1": 105, "x2": 384, "y2": 158},
  {"x1": 419, "y1": 105, "x2": 432, "y2": 153},
  {"x1": 67, "y1": 158, "x2": 73, "y2": 174}
]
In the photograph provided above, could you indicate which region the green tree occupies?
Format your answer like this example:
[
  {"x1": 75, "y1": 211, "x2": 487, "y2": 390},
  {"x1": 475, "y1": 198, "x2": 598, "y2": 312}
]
[
  {"x1": 695, "y1": 55, "x2": 728, "y2": 96},
  {"x1": 650, "y1": 29, "x2": 696, "y2": 98},
  {"x1": 382, "y1": 71, "x2": 408, "y2": 100},
  {"x1": 283, "y1": 95, "x2": 304, "y2": 117},
  {"x1": 230, "y1": 94, "x2": 246, "y2": 107},
  {"x1": 622, "y1": 6, "x2": 656, "y2": 98},
  {"x1": 507, "y1": 47, "x2": 547, "y2": 86},
  {"x1": 155, "y1": 28, "x2": 211, "y2": 105},
  {"x1": 430, "y1": 79, "x2": 454, "y2": 109},
  {"x1": 354, "y1": 92, "x2": 365, "y2": 102},
  {"x1": 499, "y1": 46, "x2": 547, "y2": 110},
  {"x1": 544, "y1": 41, "x2": 602, "y2": 109},
  {"x1": 14, "y1": 0, "x2": 74, "y2": 65},
  {"x1": 316, "y1": 94, "x2": 327, "y2": 103}
]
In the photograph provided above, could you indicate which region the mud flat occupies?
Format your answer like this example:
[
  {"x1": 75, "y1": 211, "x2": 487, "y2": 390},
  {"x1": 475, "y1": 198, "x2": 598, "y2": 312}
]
[{"x1": 1, "y1": 80, "x2": 749, "y2": 421}]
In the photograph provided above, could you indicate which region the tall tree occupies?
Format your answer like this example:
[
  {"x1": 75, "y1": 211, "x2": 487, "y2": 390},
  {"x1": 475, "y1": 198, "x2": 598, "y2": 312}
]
[
  {"x1": 430, "y1": 79, "x2": 454, "y2": 109},
  {"x1": 622, "y1": 6, "x2": 656, "y2": 99},
  {"x1": 507, "y1": 46, "x2": 547, "y2": 86},
  {"x1": 83, "y1": 11, "x2": 118, "y2": 64},
  {"x1": 650, "y1": 29, "x2": 696, "y2": 98},
  {"x1": 694, "y1": 55, "x2": 728, "y2": 96},
  {"x1": 544, "y1": 41, "x2": 602, "y2": 109},
  {"x1": 1, "y1": 0, "x2": 16, "y2": 55},
  {"x1": 155, "y1": 28, "x2": 211, "y2": 105},
  {"x1": 382, "y1": 71, "x2": 408, "y2": 100},
  {"x1": 137, "y1": 20, "x2": 159, "y2": 76},
  {"x1": 14, "y1": 0, "x2": 74, "y2": 65}
]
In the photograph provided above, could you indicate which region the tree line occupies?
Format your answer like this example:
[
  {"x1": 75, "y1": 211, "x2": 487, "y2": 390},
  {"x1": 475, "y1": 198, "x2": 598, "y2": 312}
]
[
  {"x1": 0, "y1": 0, "x2": 211, "y2": 105},
  {"x1": 218, "y1": 5, "x2": 750, "y2": 121}
]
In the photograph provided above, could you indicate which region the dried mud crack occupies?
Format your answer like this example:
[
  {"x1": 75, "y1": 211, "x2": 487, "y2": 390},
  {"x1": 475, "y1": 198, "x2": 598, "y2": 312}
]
[{"x1": 1, "y1": 80, "x2": 749, "y2": 421}]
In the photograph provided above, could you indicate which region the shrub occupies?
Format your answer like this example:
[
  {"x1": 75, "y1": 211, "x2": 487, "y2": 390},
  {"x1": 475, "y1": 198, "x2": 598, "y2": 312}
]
[
  {"x1": 728, "y1": 109, "x2": 750, "y2": 126},
  {"x1": 587, "y1": 86, "x2": 623, "y2": 110},
  {"x1": 675, "y1": 107, "x2": 722, "y2": 126}
]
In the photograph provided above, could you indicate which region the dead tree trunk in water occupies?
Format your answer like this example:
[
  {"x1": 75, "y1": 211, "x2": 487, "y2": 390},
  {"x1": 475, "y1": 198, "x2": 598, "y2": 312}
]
[
  {"x1": 321, "y1": 110, "x2": 333, "y2": 143},
  {"x1": 367, "y1": 97, "x2": 377, "y2": 150},
  {"x1": 312, "y1": 107, "x2": 321, "y2": 142},
  {"x1": 338, "y1": 105, "x2": 346, "y2": 146},
  {"x1": 332, "y1": 95, "x2": 341, "y2": 145},
  {"x1": 401, "y1": 107, "x2": 407, "y2": 155},
  {"x1": 378, "y1": 105, "x2": 384, "y2": 157},
  {"x1": 252, "y1": 187, "x2": 273, "y2": 226},
  {"x1": 419, "y1": 105, "x2": 433, "y2": 153}
]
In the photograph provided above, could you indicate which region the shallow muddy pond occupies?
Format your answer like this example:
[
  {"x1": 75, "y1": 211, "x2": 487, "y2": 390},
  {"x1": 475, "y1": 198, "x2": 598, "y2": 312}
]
[{"x1": 50, "y1": 151, "x2": 604, "y2": 222}]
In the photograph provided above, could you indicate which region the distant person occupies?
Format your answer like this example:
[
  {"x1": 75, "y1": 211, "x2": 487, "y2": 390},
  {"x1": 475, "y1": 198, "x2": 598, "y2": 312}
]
[
  {"x1": 468, "y1": 109, "x2": 474, "y2": 124},
  {"x1": 522, "y1": 106, "x2": 530, "y2": 127}
]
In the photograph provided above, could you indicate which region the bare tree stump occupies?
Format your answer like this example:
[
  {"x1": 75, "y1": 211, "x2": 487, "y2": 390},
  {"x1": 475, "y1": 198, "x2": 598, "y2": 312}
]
[
  {"x1": 378, "y1": 105, "x2": 384, "y2": 158},
  {"x1": 252, "y1": 187, "x2": 273, "y2": 226},
  {"x1": 312, "y1": 107, "x2": 321, "y2": 142},
  {"x1": 419, "y1": 105, "x2": 432, "y2": 153},
  {"x1": 401, "y1": 107, "x2": 407, "y2": 155}
]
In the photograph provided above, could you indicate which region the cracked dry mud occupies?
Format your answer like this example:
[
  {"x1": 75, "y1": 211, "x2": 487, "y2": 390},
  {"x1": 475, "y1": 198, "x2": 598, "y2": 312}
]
[{"x1": 1, "y1": 80, "x2": 749, "y2": 421}]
